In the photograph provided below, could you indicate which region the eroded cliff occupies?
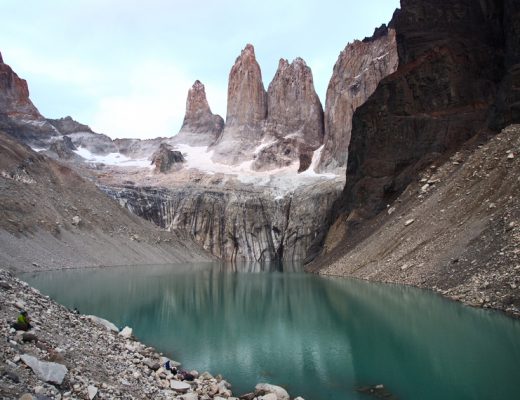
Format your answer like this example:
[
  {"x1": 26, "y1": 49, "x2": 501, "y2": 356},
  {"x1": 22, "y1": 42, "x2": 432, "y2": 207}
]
[
  {"x1": 100, "y1": 178, "x2": 343, "y2": 263},
  {"x1": 317, "y1": 26, "x2": 398, "y2": 172}
]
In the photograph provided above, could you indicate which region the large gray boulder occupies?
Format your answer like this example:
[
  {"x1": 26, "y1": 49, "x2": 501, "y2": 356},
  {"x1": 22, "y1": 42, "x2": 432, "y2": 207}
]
[{"x1": 21, "y1": 354, "x2": 67, "y2": 385}]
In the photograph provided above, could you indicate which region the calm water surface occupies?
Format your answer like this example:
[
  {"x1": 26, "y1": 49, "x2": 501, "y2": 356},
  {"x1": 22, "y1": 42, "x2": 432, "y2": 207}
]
[{"x1": 21, "y1": 263, "x2": 520, "y2": 400}]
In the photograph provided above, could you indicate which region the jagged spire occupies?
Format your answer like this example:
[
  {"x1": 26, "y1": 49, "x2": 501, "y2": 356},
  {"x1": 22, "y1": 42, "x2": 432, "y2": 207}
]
[{"x1": 226, "y1": 43, "x2": 267, "y2": 126}]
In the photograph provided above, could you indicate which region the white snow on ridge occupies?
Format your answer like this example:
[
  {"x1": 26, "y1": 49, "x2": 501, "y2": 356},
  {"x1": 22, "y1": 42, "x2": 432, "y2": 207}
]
[
  {"x1": 73, "y1": 147, "x2": 152, "y2": 168},
  {"x1": 68, "y1": 142, "x2": 341, "y2": 194},
  {"x1": 174, "y1": 143, "x2": 341, "y2": 194}
]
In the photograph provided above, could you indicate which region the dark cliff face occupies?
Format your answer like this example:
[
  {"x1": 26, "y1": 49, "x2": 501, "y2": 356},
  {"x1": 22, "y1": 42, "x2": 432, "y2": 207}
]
[
  {"x1": 334, "y1": 0, "x2": 516, "y2": 227},
  {"x1": 490, "y1": 0, "x2": 520, "y2": 129}
]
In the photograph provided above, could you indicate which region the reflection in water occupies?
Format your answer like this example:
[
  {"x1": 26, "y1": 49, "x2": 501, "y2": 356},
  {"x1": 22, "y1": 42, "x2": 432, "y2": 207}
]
[{"x1": 22, "y1": 264, "x2": 520, "y2": 400}]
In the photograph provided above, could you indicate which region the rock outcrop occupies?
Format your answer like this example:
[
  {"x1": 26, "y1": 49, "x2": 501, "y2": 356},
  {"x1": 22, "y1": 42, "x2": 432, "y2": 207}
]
[
  {"x1": 313, "y1": 0, "x2": 520, "y2": 261},
  {"x1": 151, "y1": 143, "x2": 185, "y2": 173},
  {"x1": 317, "y1": 25, "x2": 398, "y2": 172},
  {"x1": 211, "y1": 44, "x2": 267, "y2": 164},
  {"x1": 0, "y1": 53, "x2": 40, "y2": 120},
  {"x1": 47, "y1": 116, "x2": 93, "y2": 135},
  {"x1": 253, "y1": 58, "x2": 324, "y2": 171},
  {"x1": 0, "y1": 52, "x2": 58, "y2": 145},
  {"x1": 173, "y1": 80, "x2": 224, "y2": 146},
  {"x1": 48, "y1": 135, "x2": 77, "y2": 159}
]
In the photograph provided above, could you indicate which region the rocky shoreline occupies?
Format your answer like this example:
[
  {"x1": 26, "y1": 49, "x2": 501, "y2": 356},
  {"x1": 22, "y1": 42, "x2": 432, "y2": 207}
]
[{"x1": 0, "y1": 268, "x2": 301, "y2": 400}]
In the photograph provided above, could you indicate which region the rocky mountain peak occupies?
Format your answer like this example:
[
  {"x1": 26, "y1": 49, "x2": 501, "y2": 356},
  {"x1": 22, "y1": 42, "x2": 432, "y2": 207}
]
[
  {"x1": 210, "y1": 44, "x2": 268, "y2": 164},
  {"x1": 47, "y1": 116, "x2": 93, "y2": 134},
  {"x1": 185, "y1": 80, "x2": 212, "y2": 117},
  {"x1": 316, "y1": 27, "x2": 398, "y2": 172},
  {"x1": 225, "y1": 43, "x2": 267, "y2": 127},
  {"x1": 174, "y1": 80, "x2": 224, "y2": 146},
  {"x1": 0, "y1": 51, "x2": 48, "y2": 136},
  {"x1": 251, "y1": 56, "x2": 324, "y2": 171},
  {"x1": 0, "y1": 51, "x2": 3, "y2": 64}
]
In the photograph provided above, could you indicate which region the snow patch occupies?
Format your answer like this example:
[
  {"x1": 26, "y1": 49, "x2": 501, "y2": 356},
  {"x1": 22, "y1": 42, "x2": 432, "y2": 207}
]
[
  {"x1": 172, "y1": 143, "x2": 340, "y2": 195},
  {"x1": 376, "y1": 52, "x2": 389, "y2": 61},
  {"x1": 73, "y1": 147, "x2": 152, "y2": 168},
  {"x1": 19, "y1": 118, "x2": 48, "y2": 128}
]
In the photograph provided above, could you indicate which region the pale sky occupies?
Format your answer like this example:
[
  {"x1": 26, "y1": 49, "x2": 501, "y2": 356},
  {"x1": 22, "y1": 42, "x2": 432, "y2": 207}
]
[{"x1": 0, "y1": 1, "x2": 399, "y2": 139}]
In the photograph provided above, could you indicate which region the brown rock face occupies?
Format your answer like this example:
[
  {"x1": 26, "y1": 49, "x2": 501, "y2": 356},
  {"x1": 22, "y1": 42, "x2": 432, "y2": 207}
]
[
  {"x1": 174, "y1": 80, "x2": 224, "y2": 146},
  {"x1": 266, "y1": 58, "x2": 324, "y2": 147},
  {"x1": 225, "y1": 44, "x2": 267, "y2": 127},
  {"x1": 211, "y1": 44, "x2": 267, "y2": 164},
  {"x1": 320, "y1": 0, "x2": 514, "y2": 255},
  {"x1": 0, "y1": 55, "x2": 40, "y2": 120},
  {"x1": 0, "y1": 52, "x2": 58, "y2": 145},
  {"x1": 252, "y1": 58, "x2": 324, "y2": 171},
  {"x1": 317, "y1": 26, "x2": 398, "y2": 172}
]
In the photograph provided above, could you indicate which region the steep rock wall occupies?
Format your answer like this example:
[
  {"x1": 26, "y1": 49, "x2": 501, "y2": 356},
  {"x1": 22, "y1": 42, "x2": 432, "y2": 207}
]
[
  {"x1": 211, "y1": 44, "x2": 267, "y2": 164},
  {"x1": 317, "y1": 26, "x2": 398, "y2": 172},
  {"x1": 0, "y1": 52, "x2": 58, "y2": 145},
  {"x1": 253, "y1": 58, "x2": 324, "y2": 171},
  {"x1": 316, "y1": 0, "x2": 518, "y2": 258},
  {"x1": 100, "y1": 180, "x2": 342, "y2": 263}
]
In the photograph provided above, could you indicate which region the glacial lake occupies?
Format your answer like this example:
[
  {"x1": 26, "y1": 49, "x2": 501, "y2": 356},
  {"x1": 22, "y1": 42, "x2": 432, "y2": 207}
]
[{"x1": 21, "y1": 263, "x2": 520, "y2": 400}]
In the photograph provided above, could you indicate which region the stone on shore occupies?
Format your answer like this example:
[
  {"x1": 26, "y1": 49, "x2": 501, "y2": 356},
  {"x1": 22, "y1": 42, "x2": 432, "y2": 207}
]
[
  {"x1": 86, "y1": 315, "x2": 119, "y2": 332},
  {"x1": 20, "y1": 354, "x2": 67, "y2": 385},
  {"x1": 255, "y1": 383, "x2": 289, "y2": 400},
  {"x1": 87, "y1": 384, "x2": 98, "y2": 399},
  {"x1": 170, "y1": 380, "x2": 191, "y2": 392},
  {"x1": 118, "y1": 326, "x2": 132, "y2": 338}
]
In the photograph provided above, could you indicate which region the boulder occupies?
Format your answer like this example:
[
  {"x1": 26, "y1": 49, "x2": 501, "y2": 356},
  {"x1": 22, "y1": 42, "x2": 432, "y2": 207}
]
[
  {"x1": 87, "y1": 385, "x2": 98, "y2": 400},
  {"x1": 118, "y1": 326, "x2": 133, "y2": 338},
  {"x1": 86, "y1": 315, "x2": 119, "y2": 332},
  {"x1": 255, "y1": 383, "x2": 289, "y2": 400},
  {"x1": 151, "y1": 143, "x2": 185, "y2": 173},
  {"x1": 170, "y1": 380, "x2": 191, "y2": 393},
  {"x1": 258, "y1": 394, "x2": 277, "y2": 400},
  {"x1": 21, "y1": 354, "x2": 67, "y2": 385}
]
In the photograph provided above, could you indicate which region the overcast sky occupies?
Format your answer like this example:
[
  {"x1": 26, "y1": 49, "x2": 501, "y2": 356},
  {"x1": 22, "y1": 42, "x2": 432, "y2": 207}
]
[{"x1": 0, "y1": 0, "x2": 399, "y2": 139}]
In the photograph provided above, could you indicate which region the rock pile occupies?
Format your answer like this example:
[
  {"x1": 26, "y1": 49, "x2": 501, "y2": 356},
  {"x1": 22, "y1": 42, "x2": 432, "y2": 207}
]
[{"x1": 0, "y1": 268, "x2": 303, "y2": 399}]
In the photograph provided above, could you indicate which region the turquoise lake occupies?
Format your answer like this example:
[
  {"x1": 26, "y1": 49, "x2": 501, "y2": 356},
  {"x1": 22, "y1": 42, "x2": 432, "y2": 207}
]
[{"x1": 21, "y1": 263, "x2": 520, "y2": 400}]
